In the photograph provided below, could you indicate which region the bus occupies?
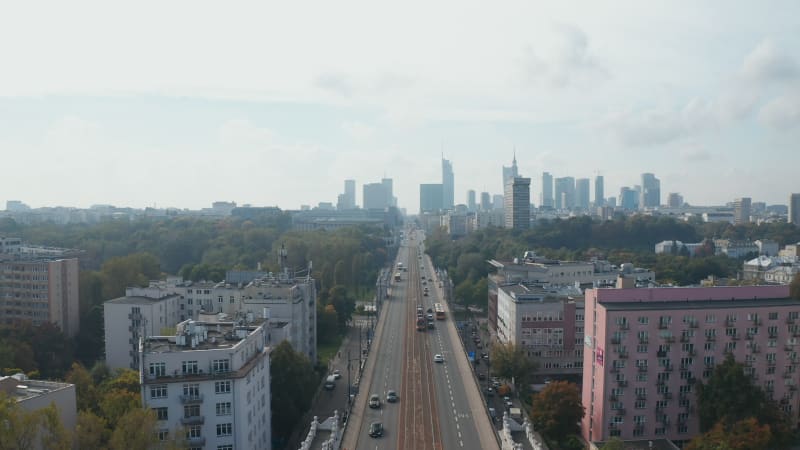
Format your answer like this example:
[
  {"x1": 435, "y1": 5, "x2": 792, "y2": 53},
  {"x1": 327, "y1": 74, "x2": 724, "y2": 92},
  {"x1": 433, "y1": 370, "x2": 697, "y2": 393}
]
[{"x1": 434, "y1": 303, "x2": 445, "y2": 320}]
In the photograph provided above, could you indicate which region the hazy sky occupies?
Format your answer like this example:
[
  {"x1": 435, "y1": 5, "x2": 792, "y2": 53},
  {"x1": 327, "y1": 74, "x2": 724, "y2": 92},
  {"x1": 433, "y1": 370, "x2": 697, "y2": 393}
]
[{"x1": 2, "y1": 1, "x2": 799, "y2": 212}]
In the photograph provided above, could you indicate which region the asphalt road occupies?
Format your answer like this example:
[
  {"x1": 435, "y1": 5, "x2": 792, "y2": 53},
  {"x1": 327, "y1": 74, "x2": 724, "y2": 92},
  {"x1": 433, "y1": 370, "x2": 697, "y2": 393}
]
[{"x1": 346, "y1": 229, "x2": 498, "y2": 450}]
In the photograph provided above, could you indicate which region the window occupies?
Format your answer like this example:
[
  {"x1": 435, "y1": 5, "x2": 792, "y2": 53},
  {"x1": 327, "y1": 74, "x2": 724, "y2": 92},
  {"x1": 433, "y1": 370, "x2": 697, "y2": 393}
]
[
  {"x1": 218, "y1": 446, "x2": 234, "y2": 450},
  {"x1": 769, "y1": 312, "x2": 779, "y2": 320},
  {"x1": 182, "y1": 360, "x2": 199, "y2": 375},
  {"x1": 184, "y1": 404, "x2": 200, "y2": 418},
  {"x1": 158, "y1": 429, "x2": 169, "y2": 441},
  {"x1": 638, "y1": 316, "x2": 649, "y2": 325},
  {"x1": 705, "y1": 314, "x2": 716, "y2": 323},
  {"x1": 183, "y1": 383, "x2": 200, "y2": 398},
  {"x1": 215, "y1": 381, "x2": 231, "y2": 394},
  {"x1": 150, "y1": 385, "x2": 167, "y2": 399},
  {"x1": 636, "y1": 373, "x2": 648, "y2": 382},
  {"x1": 213, "y1": 359, "x2": 230, "y2": 373},
  {"x1": 186, "y1": 425, "x2": 202, "y2": 439},
  {"x1": 155, "y1": 407, "x2": 168, "y2": 420},
  {"x1": 704, "y1": 342, "x2": 715, "y2": 351},
  {"x1": 216, "y1": 423, "x2": 233, "y2": 437},
  {"x1": 216, "y1": 402, "x2": 232, "y2": 416},
  {"x1": 637, "y1": 345, "x2": 648, "y2": 353},
  {"x1": 149, "y1": 362, "x2": 166, "y2": 378},
  {"x1": 635, "y1": 399, "x2": 646, "y2": 409},
  {"x1": 218, "y1": 296, "x2": 223, "y2": 303}
]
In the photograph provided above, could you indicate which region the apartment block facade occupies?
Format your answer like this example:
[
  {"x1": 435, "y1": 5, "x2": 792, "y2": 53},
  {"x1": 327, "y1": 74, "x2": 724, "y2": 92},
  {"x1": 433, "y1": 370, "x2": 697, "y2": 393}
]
[
  {"x1": 581, "y1": 285, "x2": 799, "y2": 446},
  {"x1": 140, "y1": 317, "x2": 271, "y2": 450},
  {"x1": 0, "y1": 237, "x2": 80, "y2": 337}
]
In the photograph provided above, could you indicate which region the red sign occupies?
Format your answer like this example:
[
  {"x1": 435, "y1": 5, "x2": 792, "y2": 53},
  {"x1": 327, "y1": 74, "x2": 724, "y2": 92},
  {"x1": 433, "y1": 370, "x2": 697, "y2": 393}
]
[{"x1": 595, "y1": 348, "x2": 604, "y2": 367}]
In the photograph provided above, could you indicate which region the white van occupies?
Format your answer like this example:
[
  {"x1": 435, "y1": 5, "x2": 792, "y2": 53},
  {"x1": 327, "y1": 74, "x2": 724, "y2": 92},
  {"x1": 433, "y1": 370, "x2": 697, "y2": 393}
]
[{"x1": 324, "y1": 375, "x2": 336, "y2": 390}]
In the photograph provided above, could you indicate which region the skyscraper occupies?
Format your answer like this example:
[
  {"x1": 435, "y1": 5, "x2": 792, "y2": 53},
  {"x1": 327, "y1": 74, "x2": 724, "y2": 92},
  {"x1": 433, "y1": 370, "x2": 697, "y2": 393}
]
[
  {"x1": 733, "y1": 197, "x2": 752, "y2": 225},
  {"x1": 620, "y1": 187, "x2": 636, "y2": 210},
  {"x1": 504, "y1": 177, "x2": 531, "y2": 230},
  {"x1": 363, "y1": 182, "x2": 390, "y2": 210},
  {"x1": 640, "y1": 173, "x2": 661, "y2": 209},
  {"x1": 467, "y1": 190, "x2": 476, "y2": 211},
  {"x1": 789, "y1": 194, "x2": 800, "y2": 224},
  {"x1": 575, "y1": 178, "x2": 590, "y2": 210},
  {"x1": 480, "y1": 192, "x2": 491, "y2": 211},
  {"x1": 554, "y1": 177, "x2": 575, "y2": 210},
  {"x1": 541, "y1": 172, "x2": 554, "y2": 209},
  {"x1": 594, "y1": 175, "x2": 604, "y2": 207},
  {"x1": 419, "y1": 184, "x2": 444, "y2": 214},
  {"x1": 337, "y1": 179, "x2": 356, "y2": 210},
  {"x1": 442, "y1": 158, "x2": 454, "y2": 210},
  {"x1": 667, "y1": 192, "x2": 684, "y2": 208},
  {"x1": 502, "y1": 154, "x2": 519, "y2": 190},
  {"x1": 381, "y1": 177, "x2": 396, "y2": 207}
]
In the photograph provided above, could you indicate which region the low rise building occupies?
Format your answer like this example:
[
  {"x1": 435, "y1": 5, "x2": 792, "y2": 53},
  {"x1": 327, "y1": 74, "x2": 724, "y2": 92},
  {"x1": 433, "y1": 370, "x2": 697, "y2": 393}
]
[
  {"x1": 140, "y1": 316, "x2": 271, "y2": 449},
  {"x1": 0, "y1": 374, "x2": 77, "y2": 448},
  {"x1": 713, "y1": 239, "x2": 759, "y2": 259}
]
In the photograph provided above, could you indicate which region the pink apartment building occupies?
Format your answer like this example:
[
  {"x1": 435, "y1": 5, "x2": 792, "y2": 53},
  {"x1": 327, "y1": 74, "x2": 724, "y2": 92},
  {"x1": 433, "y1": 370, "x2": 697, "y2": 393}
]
[{"x1": 582, "y1": 284, "x2": 799, "y2": 446}]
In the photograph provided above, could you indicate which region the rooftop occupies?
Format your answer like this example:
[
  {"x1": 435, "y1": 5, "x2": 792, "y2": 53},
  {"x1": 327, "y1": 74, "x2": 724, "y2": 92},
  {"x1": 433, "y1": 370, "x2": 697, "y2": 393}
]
[
  {"x1": 0, "y1": 375, "x2": 73, "y2": 402},
  {"x1": 143, "y1": 315, "x2": 267, "y2": 353},
  {"x1": 106, "y1": 294, "x2": 182, "y2": 305}
]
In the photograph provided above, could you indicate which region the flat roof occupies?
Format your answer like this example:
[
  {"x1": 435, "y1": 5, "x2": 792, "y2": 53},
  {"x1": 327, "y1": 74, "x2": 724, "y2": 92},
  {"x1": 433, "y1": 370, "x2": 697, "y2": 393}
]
[
  {"x1": 603, "y1": 296, "x2": 800, "y2": 311},
  {"x1": 106, "y1": 294, "x2": 181, "y2": 305}
]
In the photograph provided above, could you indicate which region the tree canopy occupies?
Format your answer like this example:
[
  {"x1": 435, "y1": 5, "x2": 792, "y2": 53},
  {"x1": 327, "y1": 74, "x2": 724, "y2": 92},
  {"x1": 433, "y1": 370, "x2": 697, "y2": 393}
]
[
  {"x1": 686, "y1": 417, "x2": 772, "y2": 450},
  {"x1": 270, "y1": 340, "x2": 319, "y2": 445},
  {"x1": 530, "y1": 380, "x2": 585, "y2": 441},
  {"x1": 490, "y1": 342, "x2": 538, "y2": 390}
]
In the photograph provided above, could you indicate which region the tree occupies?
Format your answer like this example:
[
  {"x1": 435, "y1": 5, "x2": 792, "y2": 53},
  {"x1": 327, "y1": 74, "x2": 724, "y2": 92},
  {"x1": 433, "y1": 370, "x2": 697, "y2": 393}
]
[
  {"x1": 490, "y1": 342, "x2": 537, "y2": 389},
  {"x1": 696, "y1": 354, "x2": 791, "y2": 448},
  {"x1": 0, "y1": 394, "x2": 70, "y2": 450},
  {"x1": 270, "y1": 341, "x2": 318, "y2": 444},
  {"x1": 37, "y1": 403, "x2": 71, "y2": 450},
  {"x1": 531, "y1": 381, "x2": 584, "y2": 440},
  {"x1": 686, "y1": 417, "x2": 771, "y2": 450},
  {"x1": 317, "y1": 303, "x2": 339, "y2": 344},
  {"x1": 600, "y1": 437, "x2": 625, "y2": 450},
  {"x1": 75, "y1": 411, "x2": 109, "y2": 449},
  {"x1": 108, "y1": 408, "x2": 158, "y2": 450},
  {"x1": 66, "y1": 363, "x2": 97, "y2": 412}
]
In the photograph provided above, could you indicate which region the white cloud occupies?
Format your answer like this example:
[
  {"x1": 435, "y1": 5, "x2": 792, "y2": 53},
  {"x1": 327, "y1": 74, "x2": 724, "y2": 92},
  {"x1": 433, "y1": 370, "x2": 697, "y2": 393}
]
[
  {"x1": 217, "y1": 119, "x2": 274, "y2": 149},
  {"x1": 341, "y1": 121, "x2": 375, "y2": 141},
  {"x1": 739, "y1": 39, "x2": 799, "y2": 83},
  {"x1": 759, "y1": 92, "x2": 800, "y2": 130},
  {"x1": 679, "y1": 142, "x2": 712, "y2": 162},
  {"x1": 521, "y1": 24, "x2": 607, "y2": 88}
]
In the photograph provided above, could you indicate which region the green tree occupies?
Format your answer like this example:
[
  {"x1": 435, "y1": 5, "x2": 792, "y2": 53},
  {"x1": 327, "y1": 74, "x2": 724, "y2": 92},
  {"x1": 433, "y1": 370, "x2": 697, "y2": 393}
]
[
  {"x1": 65, "y1": 362, "x2": 97, "y2": 412},
  {"x1": 696, "y1": 354, "x2": 791, "y2": 448},
  {"x1": 108, "y1": 408, "x2": 158, "y2": 450},
  {"x1": 75, "y1": 411, "x2": 109, "y2": 449},
  {"x1": 0, "y1": 394, "x2": 70, "y2": 450},
  {"x1": 490, "y1": 342, "x2": 537, "y2": 389},
  {"x1": 317, "y1": 303, "x2": 340, "y2": 344},
  {"x1": 686, "y1": 417, "x2": 772, "y2": 450},
  {"x1": 270, "y1": 341, "x2": 318, "y2": 444},
  {"x1": 530, "y1": 381, "x2": 585, "y2": 440}
]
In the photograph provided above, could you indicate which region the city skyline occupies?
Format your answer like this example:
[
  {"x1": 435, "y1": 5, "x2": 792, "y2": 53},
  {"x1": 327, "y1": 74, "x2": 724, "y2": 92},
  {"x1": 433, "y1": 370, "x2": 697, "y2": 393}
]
[{"x1": 1, "y1": 2, "x2": 799, "y2": 212}]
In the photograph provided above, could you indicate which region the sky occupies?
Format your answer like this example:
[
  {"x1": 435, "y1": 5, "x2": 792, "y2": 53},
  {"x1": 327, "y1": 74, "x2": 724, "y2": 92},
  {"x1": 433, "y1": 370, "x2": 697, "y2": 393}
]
[{"x1": 1, "y1": 1, "x2": 799, "y2": 213}]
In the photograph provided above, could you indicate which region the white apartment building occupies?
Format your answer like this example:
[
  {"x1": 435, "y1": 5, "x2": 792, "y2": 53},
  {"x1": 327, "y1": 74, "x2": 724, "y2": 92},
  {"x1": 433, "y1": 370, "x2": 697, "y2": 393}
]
[
  {"x1": 103, "y1": 294, "x2": 182, "y2": 370},
  {"x1": 107, "y1": 272, "x2": 316, "y2": 370},
  {"x1": 140, "y1": 317, "x2": 271, "y2": 450}
]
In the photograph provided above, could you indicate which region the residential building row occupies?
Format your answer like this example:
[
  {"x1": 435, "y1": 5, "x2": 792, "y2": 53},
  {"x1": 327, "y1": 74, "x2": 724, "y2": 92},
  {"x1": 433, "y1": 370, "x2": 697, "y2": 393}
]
[{"x1": 104, "y1": 269, "x2": 316, "y2": 371}]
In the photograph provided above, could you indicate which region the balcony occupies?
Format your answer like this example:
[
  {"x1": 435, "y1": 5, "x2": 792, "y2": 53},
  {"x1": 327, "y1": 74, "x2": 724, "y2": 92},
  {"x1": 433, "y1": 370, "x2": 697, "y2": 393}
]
[
  {"x1": 688, "y1": 349, "x2": 697, "y2": 357},
  {"x1": 689, "y1": 321, "x2": 699, "y2": 328},
  {"x1": 639, "y1": 338, "x2": 649, "y2": 345},
  {"x1": 786, "y1": 345, "x2": 795, "y2": 352},
  {"x1": 768, "y1": 360, "x2": 777, "y2": 367},
  {"x1": 610, "y1": 366, "x2": 619, "y2": 373},
  {"x1": 615, "y1": 408, "x2": 626, "y2": 416},
  {"x1": 618, "y1": 323, "x2": 630, "y2": 330},
  {"x1": 608, "y1": 395, "x2": 619, "y2": 402},
  {"x1": 784, "y1": 372, "x2": 793, "y2": 379},
  {"x1": 618, "y1": 352, "x2": 628, "y2": 359},
  {"x1": 662, "y1": 365, "x2": 673, "y2": 372},
  {"x1": 680, "y1": 335, "x2": 691, "y2": 343},
  {"x1": 706, "y1": 334, "x2": 716, "y2": 342},
  {"x1": 663, "y1": 336, "x2": 675, "y2": 343},
  {"x1": 787, "y1": 317, "x2": 796, "y2": 324},
  {"x1": 662, "y1": 392, "x2": 673, "y2": 399},
  {"x1": 179, "y1": 394, "x2": 204, "y2": 404},
  {"x1": 657, "y1": 350, "x2": 668, "y2": 358},
  {"x1": 751, "y1": 346, "x2": 761, "y2": 353},
  {"x1": 180, "y1": 415, "x2": 205, "y2": 425},
  {"x1": 725, "y1": 318, "x2": 736, "y2": 327},
  {"x1": 617, "y1": 380, "x2": 628, "y2": 387},
  {"x1": 746, "y1": 334, "x2": 755, "y2": 340},
  {"x1": 610, "y1": 337, "x2": 622, "y2": 345},
  {"x1": 730, "y1": 334, "x2": 740, "y2": 340},
  {"x1": 636, "y1": 393, "x2": 647, "y2": 400},
  {"x1": 658, "y1": 322, "x2": 670, "y2": 329},
  {"x1": 186, "y1": 437, "x2": 205, "y2": 447},
  {"x1": 638, "y1": 365, "x2": 648, "y2": 373}
]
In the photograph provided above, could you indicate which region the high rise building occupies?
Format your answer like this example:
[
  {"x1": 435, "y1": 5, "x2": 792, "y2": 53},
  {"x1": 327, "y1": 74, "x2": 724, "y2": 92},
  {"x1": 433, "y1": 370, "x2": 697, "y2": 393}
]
[
  {"x1": 493, "y1": 194, "x2": 504, "y2": 210},
  {"x1": 667, "y1": 192, "x2": 684, "y2": 208},
  {"x1": 419, "y1": 184, "x2": 444, "y2": 214},
  {"x1": 504, "y1": 177, "x2": 531, "y2": 230},
  {"x1": 381, "y1": 177, "x2": 397, "y2": 207},
  {"x1": 480, "y1": 192, "x2": 491, "y2": 211},
  {"x1": 337, "y1": 179, "x2": 357, "y2": 210},
  {"x1": 640, "y1": 173, "x2": 661, "y2": 209},
  {"x1": 467, "y1": 190, "x2": 476, "y2": 211},
  {"x1": 594, "y1": 175, "x2": 604, "y2": 207},
  {"x1": 575, "y1": 178, "x2": 591, "y2": 210},
  {"x1": 582, "y1": 285, "x2": 799, "y2": 445},
  {"x1": 790, "y1": 194, "x2": 800, "y2": 224},
  {"x1": 442, "y1": 158, "x2": 454, "y2": 210},
  {"x1": 502, "y1": 154, "x2": 519, "y2": 190},
  {"x1": 733, "y1": 197, "x2": 752, "y2": 225},
  {"x1": 554, "y1": 177, "x2": 575, "y2": 210},
  {"x1": 619, "y1": 187, "x2": 636, "y2": 210},
  {"x1": 363, "y1": 182, "x2": 389, "y2": 210},
  {"x1": 0, "y1": 238, "x2": 80, "y2": 337},
  {"x1": 541, "y1": 172, "x2": 554, "y2": 209}
]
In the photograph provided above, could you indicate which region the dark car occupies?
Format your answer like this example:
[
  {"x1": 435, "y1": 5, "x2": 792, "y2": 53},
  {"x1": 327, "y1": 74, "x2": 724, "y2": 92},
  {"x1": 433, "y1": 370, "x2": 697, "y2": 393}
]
[
  {"x1": 386, "y1": 390, "x2": 398, "y2": 403},
  {"x1": 369, "y1": 421, "x2": 383, "y2": 438}
]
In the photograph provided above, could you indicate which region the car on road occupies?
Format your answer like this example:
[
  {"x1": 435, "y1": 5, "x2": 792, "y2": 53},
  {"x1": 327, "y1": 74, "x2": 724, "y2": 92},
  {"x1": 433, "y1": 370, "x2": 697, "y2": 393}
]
[
  {"x1": 504, "y1": 396, "x2": 513, "y2": 409},
  {"x1": 486, "y1": 387, "x2": 494, "y2": 396},
  {"x1": 478, "y1": 373, "x2": 486, "y2": 380},
  {"x1": 433, "y1": 354, "x2": 444, "y2": 363},
  {"x1": 332, "y1": 369, "x2": 341, "y2": 379},
  {"x1": 386, "y1": 390, "x2": 398, "y2": 403},
  {"x1": 369, "y1": 394, "x2": 381, "y2": 409},
  {"x1": 369, "y1": 421, "x2": 383, "y2": 438},
  {"x1": 488, "y1": 407, "x2": 497, "y2": 422}
]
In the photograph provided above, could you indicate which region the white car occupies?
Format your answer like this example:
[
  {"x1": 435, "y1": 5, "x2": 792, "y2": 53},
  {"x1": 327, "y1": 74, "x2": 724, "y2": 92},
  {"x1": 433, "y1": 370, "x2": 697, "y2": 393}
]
[
  {"x1": 332, "y1": 369, "x2": 341, "y2": 379},
  {"x1": 433, "y1": 354, "x2": 444, "y2": 363}
]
